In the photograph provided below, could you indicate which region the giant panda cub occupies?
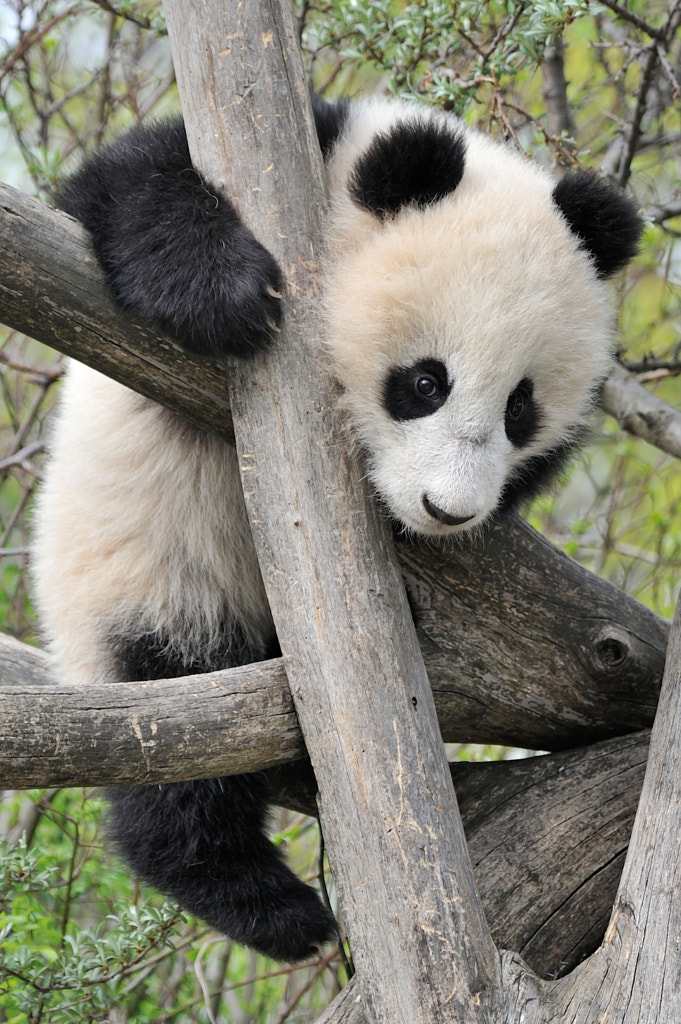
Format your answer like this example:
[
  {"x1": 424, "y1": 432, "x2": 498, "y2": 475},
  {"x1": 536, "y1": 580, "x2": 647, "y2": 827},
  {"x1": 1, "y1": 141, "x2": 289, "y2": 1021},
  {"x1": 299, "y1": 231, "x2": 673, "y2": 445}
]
[{"x1": 32, "y1": 95, "x2": 641, "y2": 962}]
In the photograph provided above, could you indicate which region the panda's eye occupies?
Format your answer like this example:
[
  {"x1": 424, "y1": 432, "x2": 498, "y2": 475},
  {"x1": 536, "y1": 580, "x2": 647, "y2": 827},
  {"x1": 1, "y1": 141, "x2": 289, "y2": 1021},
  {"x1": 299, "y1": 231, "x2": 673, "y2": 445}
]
[
  {"x1": 416, "y1": 375, "x2": 438, "y2": 397},
  {"x1": 383, "y1": 359, "x2": 451, "y2": 421},
  {"x1": 505, "y1": 378, "x2": 541, "y2": 448},
  {"x1": 507, "y1": 390, "x2": 526, "y2": 421}
]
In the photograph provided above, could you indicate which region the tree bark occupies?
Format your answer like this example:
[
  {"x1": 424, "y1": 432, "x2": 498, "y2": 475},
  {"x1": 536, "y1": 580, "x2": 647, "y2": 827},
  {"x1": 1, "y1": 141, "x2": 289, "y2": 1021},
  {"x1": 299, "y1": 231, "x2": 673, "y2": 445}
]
[
  {"x1": 270, "y1": 730, "x2": 650, "y2": 981},
  {"x1": 0, "y1": 628, "x2": 651, "y2": 981},
  {"x1": 502, "y1": 598, "x2": 681, "y2": 1022},
  {"x1": 161, "y1": 1, "x2": 500, "y2": 1021},
  {"x1": 0, "y1": 182, "x2": 235, "y2": 443}
]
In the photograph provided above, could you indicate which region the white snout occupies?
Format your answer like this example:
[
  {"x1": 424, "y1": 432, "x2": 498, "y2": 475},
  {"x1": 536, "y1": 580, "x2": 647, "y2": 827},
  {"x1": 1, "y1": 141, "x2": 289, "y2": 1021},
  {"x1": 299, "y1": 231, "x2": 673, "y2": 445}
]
[{"x1": 368, "y1": 429, "x2": 510, "y2": 537}]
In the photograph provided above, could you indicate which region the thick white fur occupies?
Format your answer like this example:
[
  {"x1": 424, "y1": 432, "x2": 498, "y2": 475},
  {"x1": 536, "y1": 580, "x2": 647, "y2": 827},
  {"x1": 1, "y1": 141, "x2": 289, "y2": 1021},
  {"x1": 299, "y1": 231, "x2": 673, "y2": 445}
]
[
  {"x1": 33, "y1": 97, "x2": 616, "y2": 684},
  {"x1": 32, "y1": 363, "x2": 271, "y2": 685}
]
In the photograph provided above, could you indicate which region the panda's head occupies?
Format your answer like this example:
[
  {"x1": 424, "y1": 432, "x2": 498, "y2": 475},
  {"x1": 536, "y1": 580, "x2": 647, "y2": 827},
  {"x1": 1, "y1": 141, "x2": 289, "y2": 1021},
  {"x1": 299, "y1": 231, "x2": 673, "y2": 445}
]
[{"x1": 323, "y1": 99, "x2": 642, "y2": 537}]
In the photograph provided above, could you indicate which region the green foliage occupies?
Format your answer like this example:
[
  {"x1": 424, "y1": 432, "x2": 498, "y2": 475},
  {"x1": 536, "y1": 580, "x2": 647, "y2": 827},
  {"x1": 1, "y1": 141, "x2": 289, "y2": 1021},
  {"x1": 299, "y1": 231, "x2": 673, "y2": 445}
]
[
  {"x1": 304, "y1": 0, "x2": 605, "y2": 113},
  {"x1": 0, "y1": 792, "x2": 340, "y2": 1022}
]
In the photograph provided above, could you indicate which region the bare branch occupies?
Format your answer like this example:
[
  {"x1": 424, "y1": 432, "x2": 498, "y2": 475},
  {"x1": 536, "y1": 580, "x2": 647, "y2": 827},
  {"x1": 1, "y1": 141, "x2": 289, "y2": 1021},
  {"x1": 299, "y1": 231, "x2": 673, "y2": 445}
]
[
  {"x1": 0, "y1": 510, "x2": 666, "y2": 785},
  {"x1": 597, "y1": 0, "x2": 665, "y2": 40},
  {"x1": 601, "y1": 360, "x2": 681, "y2": 460},
  {"x1": 541, "y1": 34, "x2": 575, "y2": 169}
]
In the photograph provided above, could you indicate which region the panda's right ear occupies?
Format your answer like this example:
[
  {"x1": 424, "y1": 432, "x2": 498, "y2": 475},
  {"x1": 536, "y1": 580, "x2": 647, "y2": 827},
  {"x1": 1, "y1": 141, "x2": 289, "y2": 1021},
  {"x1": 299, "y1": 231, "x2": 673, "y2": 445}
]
[
  {"x1": 312, "y1": 94, "x2": 351, "y2": 160},
  {"x1": 552, "y1": 171, "x2": 643, "y2": 279},
  {"x1": 348, "y1": 119, "x2": 467, "y2": 220}
]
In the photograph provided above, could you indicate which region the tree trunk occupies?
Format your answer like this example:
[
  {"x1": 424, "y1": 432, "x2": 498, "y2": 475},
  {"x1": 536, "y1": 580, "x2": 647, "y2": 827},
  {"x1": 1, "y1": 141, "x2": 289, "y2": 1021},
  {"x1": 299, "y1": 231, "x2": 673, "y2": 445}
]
[{"x1": 161, "y1": 1, "x2": 500, "y2": 1020}]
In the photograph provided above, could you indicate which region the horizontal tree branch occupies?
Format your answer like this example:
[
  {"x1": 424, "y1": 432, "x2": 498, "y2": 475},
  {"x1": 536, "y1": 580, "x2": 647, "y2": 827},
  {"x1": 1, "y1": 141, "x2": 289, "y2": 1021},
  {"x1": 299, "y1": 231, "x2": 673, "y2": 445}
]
[
  {"x1": 0, "y1": 181, "x2": 235, "y2": 443},
  {"x1": 0, "y1": 645, "x2": 302, "y2": 787},
  {"x1": 5, "y1": 636, "x2": 648, "y2": 991},
  {"x1": 0, "y1": 511, "x2": 666, "y2": 790},
  {"x1": 601, "y1": 359, "x2": 681, "y2": 459}
]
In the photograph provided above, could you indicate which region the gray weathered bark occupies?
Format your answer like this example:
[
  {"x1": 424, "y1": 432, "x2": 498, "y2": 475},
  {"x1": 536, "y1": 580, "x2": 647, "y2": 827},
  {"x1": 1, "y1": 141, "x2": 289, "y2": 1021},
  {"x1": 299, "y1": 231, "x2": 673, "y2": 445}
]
[
  {"x1": 162, "y1": 1, "x2": 500, "y2": 1020},
  {"x1": 0, "y1": 181, "x2": 235, "y2": 443},
  {"x1": 0, "y1": 628, "x2": 651, "y2": 980},
  {"x1": 0, "y1": 513, "x2": 666, "y2": 790},
  {"x1": 501, "y1": 598, "x2": 681, "y2": 1023}
]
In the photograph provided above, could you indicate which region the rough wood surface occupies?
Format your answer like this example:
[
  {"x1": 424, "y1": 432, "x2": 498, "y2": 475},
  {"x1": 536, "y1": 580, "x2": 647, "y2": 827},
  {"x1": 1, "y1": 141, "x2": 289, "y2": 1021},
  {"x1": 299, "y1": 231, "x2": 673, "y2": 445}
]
[
  {"x1": 602, "y1": 359, "x2": 681, "y2": 460},
  {"x1": 0, "y1": 508, "x2": 666, "y2": 789},
  {"x1": 493, "y1": 598, "x2": 681, "y2": 1022},
  {"x1": 0, "y1": 625, "x2": 649, "y2": 982},
  {"x1": 0, "y1": 531, "x2": 664, "y2": 784},
  {"x1": 0, "y1": 650, "x2": 301, "y2": 788},
  {"x1": 404, "y1": 515, "x2": 667, "y2": 748},
  {"x1": 270, "y1": 731, "x2": 649, "y2": 981},
  {"x1": 163, "y1": 2, "x2": 500, "y2": 1021}
]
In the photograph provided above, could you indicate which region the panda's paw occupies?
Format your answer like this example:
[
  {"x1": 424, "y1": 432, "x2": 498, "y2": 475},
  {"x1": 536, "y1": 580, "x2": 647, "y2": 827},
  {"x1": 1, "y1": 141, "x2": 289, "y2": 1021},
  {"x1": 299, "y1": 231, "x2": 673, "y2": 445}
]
[
  {"x1": 246, "y1": 883, "x2": 339, "y2": 963},
  {"x1": 211, "y1": 229, "x2": 285, "y2": 359},
  {"x1": 120, "y1": 228, "x2": 284, "y2": 361}
]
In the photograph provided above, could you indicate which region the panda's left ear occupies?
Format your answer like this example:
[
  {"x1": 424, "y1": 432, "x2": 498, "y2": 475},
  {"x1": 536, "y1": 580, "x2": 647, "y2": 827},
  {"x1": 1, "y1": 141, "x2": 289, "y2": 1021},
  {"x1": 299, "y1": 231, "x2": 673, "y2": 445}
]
[
  {"x1": 552, "y1": 171, "x2": 643, "y2": 278},
  {"x1": 349, "y1": 119, "x2": 467, "y2": 220}
]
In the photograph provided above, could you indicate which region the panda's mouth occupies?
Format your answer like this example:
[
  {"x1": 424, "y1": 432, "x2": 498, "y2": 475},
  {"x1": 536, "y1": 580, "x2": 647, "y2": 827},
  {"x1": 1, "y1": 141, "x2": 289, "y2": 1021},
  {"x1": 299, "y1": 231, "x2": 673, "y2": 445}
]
[{"x1": 421, "y1": 494, "x2": 476, "y2": 528}]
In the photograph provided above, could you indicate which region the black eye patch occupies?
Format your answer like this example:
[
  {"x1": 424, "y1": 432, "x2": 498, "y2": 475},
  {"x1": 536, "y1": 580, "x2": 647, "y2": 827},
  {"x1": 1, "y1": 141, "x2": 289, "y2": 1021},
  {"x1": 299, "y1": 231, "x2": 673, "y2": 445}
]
[
  {"x1": 505, "y1": 377, "x2": 541, "y2": 448},
  {"x1": 383, "y1": 358, "x2": 451, "y2": 421}
]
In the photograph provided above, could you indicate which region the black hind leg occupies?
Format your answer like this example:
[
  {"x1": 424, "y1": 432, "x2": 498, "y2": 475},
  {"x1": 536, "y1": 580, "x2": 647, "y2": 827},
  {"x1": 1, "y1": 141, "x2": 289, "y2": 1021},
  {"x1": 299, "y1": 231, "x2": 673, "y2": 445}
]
[
  {"x1": 108, "y1": 631, "x2": 337, "y2": 961},
  {"x1": 107, "y1": 775, "x2": 336, "y2": 961}
]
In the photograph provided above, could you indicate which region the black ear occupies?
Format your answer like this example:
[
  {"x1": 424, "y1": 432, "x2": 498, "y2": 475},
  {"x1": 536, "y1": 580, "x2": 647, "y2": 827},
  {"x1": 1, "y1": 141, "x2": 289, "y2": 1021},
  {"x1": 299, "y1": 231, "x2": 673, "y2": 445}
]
[
  {"x1": 349, "y1": 119, "x2": 466, "y2": 220},
  {"x1": 552, "y1": 171, "x2": 642, "y2": 278},
  {"x1": 311, "y1": 94, "x2": 351, "y2": 160}
]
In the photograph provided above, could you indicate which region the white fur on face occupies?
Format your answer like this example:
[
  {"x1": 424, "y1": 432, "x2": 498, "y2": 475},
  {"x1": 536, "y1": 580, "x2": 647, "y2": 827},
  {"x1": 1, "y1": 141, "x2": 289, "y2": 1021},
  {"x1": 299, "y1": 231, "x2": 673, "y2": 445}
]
[{"x1": 324, "y1": 101, "x2": 614, "y2": 535}]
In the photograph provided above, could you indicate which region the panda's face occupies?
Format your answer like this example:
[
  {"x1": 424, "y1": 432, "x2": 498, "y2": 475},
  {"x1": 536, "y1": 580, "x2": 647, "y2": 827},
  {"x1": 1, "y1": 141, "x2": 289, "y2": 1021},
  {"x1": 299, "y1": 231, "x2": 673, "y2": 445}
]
[
  {"x1": 324, "y1": 162, "x2": 615, "y2": 536},
  {"x1": 322, "y1": 101, "x2": 640, "y2": 537}
]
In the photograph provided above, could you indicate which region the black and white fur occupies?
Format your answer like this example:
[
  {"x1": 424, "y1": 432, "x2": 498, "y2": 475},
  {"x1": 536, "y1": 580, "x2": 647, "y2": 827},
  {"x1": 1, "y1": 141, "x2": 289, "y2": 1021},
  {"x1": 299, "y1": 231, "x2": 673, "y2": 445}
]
[{"x1": 32, "y1": 95, "x2": 641, "y2": 962}]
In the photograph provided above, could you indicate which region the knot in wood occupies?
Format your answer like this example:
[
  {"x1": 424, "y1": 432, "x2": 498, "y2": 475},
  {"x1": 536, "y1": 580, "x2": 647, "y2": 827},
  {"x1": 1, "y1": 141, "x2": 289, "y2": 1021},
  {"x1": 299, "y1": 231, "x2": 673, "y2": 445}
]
[{"x1": 593, "y1": 628, "x2": 631, "y2": 670}]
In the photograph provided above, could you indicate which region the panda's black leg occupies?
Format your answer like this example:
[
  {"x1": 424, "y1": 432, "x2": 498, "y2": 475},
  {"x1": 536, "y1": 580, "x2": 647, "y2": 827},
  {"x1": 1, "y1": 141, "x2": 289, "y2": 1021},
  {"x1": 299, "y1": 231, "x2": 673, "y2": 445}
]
[
  {"x1": 56, "y1": 118, "x2": 282, "y2": 359},
  {"x1": 107, "y1": 776, "x2": 337, "y2": 962},
  {"x1": 107, "y1": 631, "x2": 337, "y2": 962}
]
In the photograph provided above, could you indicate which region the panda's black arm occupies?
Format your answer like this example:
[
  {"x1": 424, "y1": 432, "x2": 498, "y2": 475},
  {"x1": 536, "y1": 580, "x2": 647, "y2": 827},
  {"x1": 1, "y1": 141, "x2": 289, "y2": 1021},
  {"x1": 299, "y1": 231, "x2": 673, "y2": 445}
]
[{"x1": 55, "y1": 118, "x2": 283, "y2": 358}]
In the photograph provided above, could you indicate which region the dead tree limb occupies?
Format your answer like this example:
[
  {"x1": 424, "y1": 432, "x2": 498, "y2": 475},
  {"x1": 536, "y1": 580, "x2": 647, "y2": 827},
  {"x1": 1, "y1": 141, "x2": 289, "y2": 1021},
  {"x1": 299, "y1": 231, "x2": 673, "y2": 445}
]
[
  {"x1": 0, "y1": 182, "x2": 235, "y2": 442},
  {"x1": 162, "y1": 1, "x2": 500, "y2": 1020},
  {"x1": 501, "y1": 597, "x2": 681, "y2": 1022},
  {"x1": 0, "y1": 521, "x2": 666, "y2": 790}
]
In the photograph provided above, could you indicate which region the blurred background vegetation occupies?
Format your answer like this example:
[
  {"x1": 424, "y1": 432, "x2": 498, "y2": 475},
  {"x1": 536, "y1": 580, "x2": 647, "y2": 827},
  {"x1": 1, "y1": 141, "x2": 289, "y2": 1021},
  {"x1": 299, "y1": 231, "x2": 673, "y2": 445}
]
[{"x1": 0, "y1": 0, "x2": 679, "y2": 1020}]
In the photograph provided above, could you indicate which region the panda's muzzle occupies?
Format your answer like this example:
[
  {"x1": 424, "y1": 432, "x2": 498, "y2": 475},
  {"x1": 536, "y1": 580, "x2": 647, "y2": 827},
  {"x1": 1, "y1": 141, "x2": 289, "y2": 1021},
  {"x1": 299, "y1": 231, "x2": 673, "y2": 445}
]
[{"x1": 422, "y1": 495, "x2": 475, "y2": 528}]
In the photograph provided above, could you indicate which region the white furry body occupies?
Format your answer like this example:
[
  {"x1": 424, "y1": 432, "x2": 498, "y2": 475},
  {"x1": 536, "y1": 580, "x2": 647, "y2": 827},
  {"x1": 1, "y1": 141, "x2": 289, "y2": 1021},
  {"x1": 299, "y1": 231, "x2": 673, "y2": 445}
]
[{"x1": 33, "y1": 362, "x2": 270, "y2": 686}]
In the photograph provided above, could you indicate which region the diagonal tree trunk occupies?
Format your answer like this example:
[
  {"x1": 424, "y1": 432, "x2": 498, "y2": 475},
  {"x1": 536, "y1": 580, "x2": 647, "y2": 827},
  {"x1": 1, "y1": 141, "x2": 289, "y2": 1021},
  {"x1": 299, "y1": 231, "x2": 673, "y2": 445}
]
[{"x1": 161, "y1": 1, "x2": 500, "y2": 1020}]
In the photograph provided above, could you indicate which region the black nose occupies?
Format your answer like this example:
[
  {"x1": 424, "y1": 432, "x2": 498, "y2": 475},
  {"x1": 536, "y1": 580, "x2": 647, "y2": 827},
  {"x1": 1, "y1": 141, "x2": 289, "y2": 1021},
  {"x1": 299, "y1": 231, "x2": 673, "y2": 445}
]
[{"x1": 422, "y1": 495, "x2": 475, "y2": 527}]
